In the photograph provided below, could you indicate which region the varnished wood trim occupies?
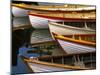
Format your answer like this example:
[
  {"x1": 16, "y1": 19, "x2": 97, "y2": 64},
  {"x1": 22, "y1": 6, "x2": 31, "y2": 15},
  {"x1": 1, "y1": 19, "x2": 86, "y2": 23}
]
[
  {"x1": 24, "y1": 58, "x2": 89, "y2": 70},
  {"x1": 64, "y1": 34, "x2": 96, "y2": 37},
  {"x1": 54, "y1": 34, "x2": 96, "y2": 47},
  {"x1": 29, "y1": 12, "x2": 95, "y2": 22},
  {"x1": 12, "y1": 3, "x2": 96, "y2": 13},
  {"x1": 49, "y1": 22, "x2": 95, "y2": 31},
  {"x1": 38, "y1": 51, "x2": 96, "y2": 59}
]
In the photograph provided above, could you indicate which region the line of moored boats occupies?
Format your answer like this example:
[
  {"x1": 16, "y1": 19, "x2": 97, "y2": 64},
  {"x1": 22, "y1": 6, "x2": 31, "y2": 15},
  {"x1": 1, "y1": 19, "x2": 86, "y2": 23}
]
[{"x1": 12, "y1": 2, "x2": 96, "y2": 73}]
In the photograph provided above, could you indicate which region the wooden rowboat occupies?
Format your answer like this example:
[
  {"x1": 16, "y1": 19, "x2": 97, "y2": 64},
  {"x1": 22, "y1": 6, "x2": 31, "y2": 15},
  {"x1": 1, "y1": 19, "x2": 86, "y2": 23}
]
[
  {"x1": 53, "y1": 33, "x2": 96, "y2": 54},
  {"x1": 12, "y1": 3, "x2": 95, "y2": 17},
  {"x1": 21, "y1": 55, "x2": 89, "y2": 73},
  {"x1": 49, "y1": 22, "x2": 95, "y2": 38},
  {"x1": 29, "y1": 10, "x2": 95, "y2": 29}
]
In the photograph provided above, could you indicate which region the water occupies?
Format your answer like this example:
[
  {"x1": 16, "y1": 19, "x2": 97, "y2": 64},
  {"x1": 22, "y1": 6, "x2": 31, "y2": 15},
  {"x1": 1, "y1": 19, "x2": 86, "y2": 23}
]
[
  {"x1": 12, "y1": 16, "x2": 54, "y2": 74},
  {"x1": 19, "y1": 46, "x2": 39, "y2": 57},
  {"x1": 11, "y1": 55, "x2": 30, "y2": 74},
  {"x1": 11, "y1": 46, "x2": 40, "y2": 74},
  {"x1": 13, "y1": 17, "x2": 31, "y2": 28},
  {"x1": 31, "y1": 29, "x2": 53, "y2": 44}
]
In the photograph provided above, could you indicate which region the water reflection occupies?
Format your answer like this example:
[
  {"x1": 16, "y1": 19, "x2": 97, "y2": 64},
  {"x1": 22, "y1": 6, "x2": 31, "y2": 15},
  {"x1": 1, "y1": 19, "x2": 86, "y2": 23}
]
[
  {"x1": 13, "y1": 17, "x2": 31, "y2": 28},
  {"x1": 31, "y1": 29, "x2": 53, "y2": 44}
]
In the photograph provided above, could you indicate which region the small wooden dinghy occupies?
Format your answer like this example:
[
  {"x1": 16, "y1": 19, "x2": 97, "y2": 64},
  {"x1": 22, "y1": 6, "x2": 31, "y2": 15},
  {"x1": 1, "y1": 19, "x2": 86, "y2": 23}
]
[
  {"x1": 12, "y1": 3, "x2": 96, "y2": 11},
  {"x1": 12, "y1": 3, "x2": 95, "y2": 17},
  {"x1": 53, "y1": 33, "x2": 96, "y2": 54},
  {"x1": 29, "y1": 10, "x2": 95, "y2": 29},
  {"x1": 21, "y1": 56, "x2": 88, "y2": 73},
  {"x1": 49, "y1": 22, "x2": 95, "y2": 37}
]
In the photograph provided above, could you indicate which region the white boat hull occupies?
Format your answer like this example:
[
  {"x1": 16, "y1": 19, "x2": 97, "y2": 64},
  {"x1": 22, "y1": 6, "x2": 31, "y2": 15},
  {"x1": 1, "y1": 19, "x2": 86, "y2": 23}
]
[
  {"x1": 12, "y1": 6, "x2": 29, "y2": 17},
  {"x1": 49, "y1": 22, "x2": 95, "y2": 36},
  {"x1": 28, "y1": 62, "x2": 70, "y2": 72},
  {"x1": 57, "y1": 39, "x2": 96, "y2": 54},
  {"x1": 29, "y1": 15, "x2": 62, "y2": 29}
]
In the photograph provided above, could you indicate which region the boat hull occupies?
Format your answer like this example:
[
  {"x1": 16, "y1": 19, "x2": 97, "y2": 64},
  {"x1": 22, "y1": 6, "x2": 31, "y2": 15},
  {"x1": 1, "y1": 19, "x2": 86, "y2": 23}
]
[
  {"x1": 24, "y1": 59, "x2": 87, "y2": 73},
  {"x1": 49, "y1": 22, "x2": 95, "y2": 36},
  {"x1": 28, "y1": 62, "x2": 71, "y2": 72},
  {"x1": 12, "y1": 6, "x2": 29, "y2": 17},
  {"x1": 57, "y1": 39, "x2": 96, "y2": 54},
  {"x1": 29, "y1": 15, "x2": 62, "y2": 29},
  {"x1": 29, "y1": 12, "x2": 95, "y2": 29}
]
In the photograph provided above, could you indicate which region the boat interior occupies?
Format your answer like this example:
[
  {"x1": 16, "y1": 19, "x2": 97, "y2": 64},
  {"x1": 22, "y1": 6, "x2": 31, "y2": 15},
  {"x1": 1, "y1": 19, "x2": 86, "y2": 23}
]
[
  {"x1": 21, "y1": 51, "x2": 96, "y2": 69},
  {"x1": 56, "y1": 21, "x2": 96, "y2": 30},
  {"x1": 38, "y1": 52, "x2": 96, "y2": 69},
  {"x1": 22, "y1": 57, "x2": 88, "y2": 72}
]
